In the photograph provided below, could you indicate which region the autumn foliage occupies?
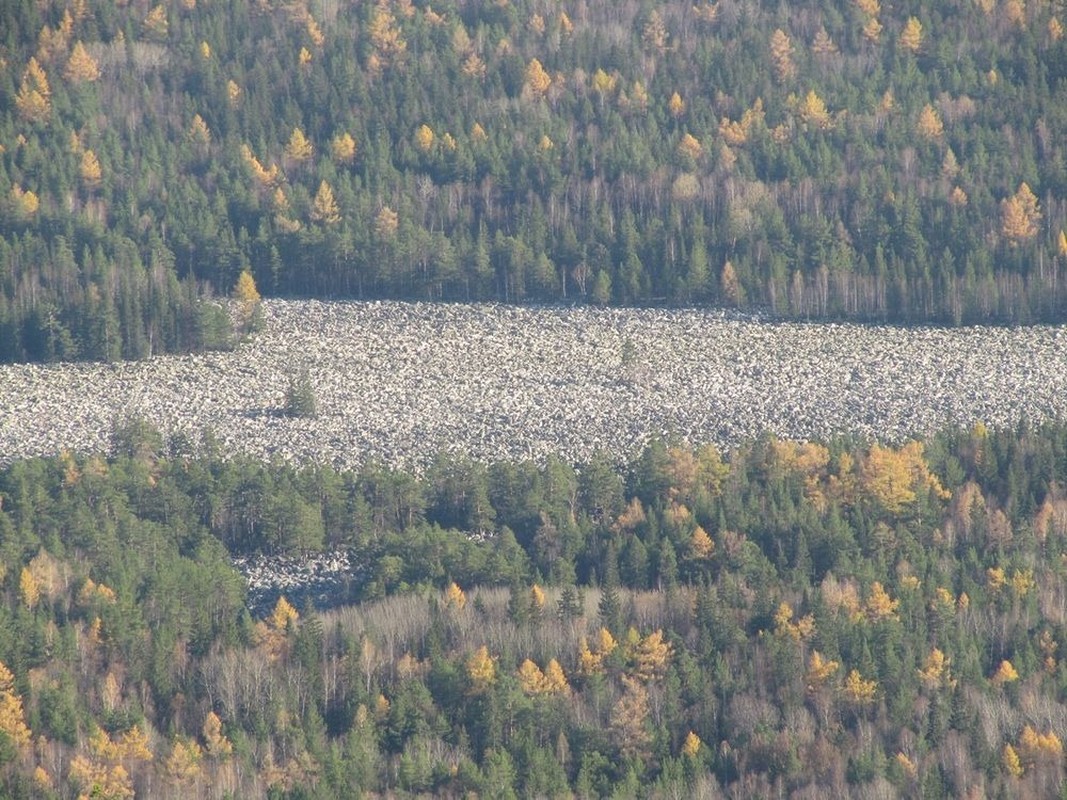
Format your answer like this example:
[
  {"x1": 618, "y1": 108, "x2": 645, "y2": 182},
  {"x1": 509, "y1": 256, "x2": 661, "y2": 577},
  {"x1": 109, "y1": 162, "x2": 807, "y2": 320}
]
[{"x1": 0, "y1": 416, "x2": 1065, "y2": 795}]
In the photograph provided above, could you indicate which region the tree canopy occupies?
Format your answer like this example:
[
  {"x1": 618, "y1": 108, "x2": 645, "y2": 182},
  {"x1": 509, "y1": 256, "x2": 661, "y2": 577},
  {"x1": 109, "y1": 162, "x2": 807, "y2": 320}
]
[
  {"x1": 2, "y1": 0, "x2": 1067, "y2": 362},
  {"x1": 0, "y1": 421, "x2": 1064, "y2": 794}
]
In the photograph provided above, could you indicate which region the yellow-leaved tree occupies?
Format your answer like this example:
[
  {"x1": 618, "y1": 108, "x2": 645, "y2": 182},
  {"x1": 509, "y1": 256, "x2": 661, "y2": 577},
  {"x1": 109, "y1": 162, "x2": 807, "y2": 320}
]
[
  {"x1": 518, "y1": 658, "x2": 568, "y2": 694},
  {"x1": 862, "y1": 17, "x2": 883, "y2": 44},
  {"x1": 414, "y1": 124, "x2": 435, "y2": 152},
  {"x1": 592, "y1": 68, "x2": 617, "y2": 98},
  {"x1": 80, "y1": 149, "x2": 103, "y2": 190},
  {"x1": 769, "y1": 29, "x2": 795, "y2": 81},
  {"x1": 69, "y1": 756, "x2": 134, "y2": 800},
  {"x1": 16, "y1": 57, "x2": 51, "y2": 123},
  {"x1": 65, "y1": 41, "x2": 100, "y2": 83},
  {"x1": 1001, "y1": 182, "x2": 1041, "y2": 243},
  {"x1": 542, "y1": 659, "x2": 569, "y2": 693},
  {"x1": 367, "y1": 5, "x2": 406, "y2": 70},
  {"x1": 529, "y1": 584, "x2": 546, "y2": 617},
  {"x1": 799, "y1": 89, "x2": 832, "y2": 129},
  {"x1": 467, "y1": 645, "x2": 496, "y2": 693},
  {"x1": 861, "y1": 441, "x2": 950, "y2": 514},
  {"x1": 462, "y1": 51, "x2": 487, "y2": 79},
  {"x1": 898, "y1": 17, "x2": 923, "y2": 53},
  {"x1": 642, "y1": 10, "x2": 668, "y2": 52},
  {"x1": 36, "y1": 13, "x2": 72, "y2": 65},
  {"x1": 1003, "y1": 743, "x2": 1024, "y2": 777},
  {"x1": 524, "y1": 58, "x2": 552, "y2": 96},
  {"x1": 311, "y1": 181, "x2": 341, "y2": 225},
  {"x1": 668, "y1": 91, "x2": 686, "y2": 118},
  {"x1": 232, "y1": 269, "x2": 261, "y2": 334},
  {"x1": 842, "y1": 668, "x2": 878, "y2": 706},
  {"x1": 611, "y1": 676, "x2": 651, "y2": 758},
  {"x1": 375, "y1": 206, "x2": 399, "y2": 239},
  {"x1": 1018, "y1": 725, "x2": 1063, "y2": 767},
  {"x1": 689, "y1": 526, "x2": 715, "y2": 560},
  {"x1": 19, "y1": 567, "x2": 40, "y2": 611},
  {"x1": 918, "y1": 648, "x2": 953, "y2": 690},
  {"x1": 917, "y1": 104, "x2": 943, "y2": 140},
  {"x1": 240, "y1": 144, "x2": 280, "y2": 187},
  {"x1": 202, "y1": 711, "x2": 233, "y2": 759},
  {"x1": 774, "y1": 601, "x2": 815, "y2": 642},
  {"x1": 630, "y1": 629, "x2": 672, "y2": 682},
  {"x1": 812, "y1": 28, "x2": 837, "y2": 56},
  {"x1": 285, "y1": 127, "x2": 314, "y2": 163},
  {"x1": 865, "y1": 581, "x2": 899, "y2": 621},
  {"x1": 991, "y1": 659, "x2": 1019, "y2": 686},
  {"x1": 806, "y1": 651, "x2": 839, "y2": 690},
  {"x1": 677, "y1": 133, "x2": 702, "y2": 162},
  {"x1": 10, "y1": 186, "x2": 40, "y2": 219},
  {"x1": 254, "y1": 596, "x2": 298, "y2": 660},
  {"x1": 578, "y1": 626, "x2": 618, "y2": 676},
  {"x1": 188, "y1": 114, "x2": 211, "y2": 147},
  {"x1": 330, "y1": 132, "x2": 356, "y2": 164},
  {"x1": 144, "y1": 5, "x2": 169, "y2": 40},
  {"x1": 0, "y1": 662, "x2": 31, "y2": 747},
  {"x1": 518, "y1": 659, "x2": 546, "y2": 694},
  {"x1": 444, "y1": 581, "x2": 466, "y2": 610},
  {"x1": 164, "y1": 737, "x2": 203, "y2": 787},
  {"x1": 682, "y1": 731, "x2": 702, "y2": 758}
]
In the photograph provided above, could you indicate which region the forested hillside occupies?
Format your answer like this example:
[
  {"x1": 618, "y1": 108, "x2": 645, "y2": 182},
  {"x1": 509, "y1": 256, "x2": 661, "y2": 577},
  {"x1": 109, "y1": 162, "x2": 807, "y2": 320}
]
[
  {"x1": 0, "y1": 422, "x2": 1065, "y2": 796},
  {"x1": 2, "y1": 0, "x2": 1067, "y2": 361}
]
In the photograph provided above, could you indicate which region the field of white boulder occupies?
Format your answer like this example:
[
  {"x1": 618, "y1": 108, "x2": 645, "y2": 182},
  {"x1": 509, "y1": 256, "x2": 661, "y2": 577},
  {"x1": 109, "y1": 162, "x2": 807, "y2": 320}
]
[{"x1": 2, "y1": 299, "x2": 1066, "y2": 470}]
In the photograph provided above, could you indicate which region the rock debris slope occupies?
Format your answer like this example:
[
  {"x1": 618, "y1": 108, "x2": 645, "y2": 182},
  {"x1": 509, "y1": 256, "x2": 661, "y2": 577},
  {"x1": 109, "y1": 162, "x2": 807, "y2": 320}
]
[{"x1": 2, "y1": 300, "x2": 1066, "y2": 470}]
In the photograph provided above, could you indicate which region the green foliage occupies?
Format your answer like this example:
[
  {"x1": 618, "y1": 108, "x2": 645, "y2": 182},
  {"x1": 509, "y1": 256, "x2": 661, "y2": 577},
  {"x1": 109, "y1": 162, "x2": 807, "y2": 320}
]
[
  {"x1": 284, "y1": 368, "x2": 318, "y2": 419},
  {"x1": 3, "y1": 420, "x2": 1067, "y2": 793},
  {"x1": 3, "y1": 0, "x2": 1067, "y2": 366}
]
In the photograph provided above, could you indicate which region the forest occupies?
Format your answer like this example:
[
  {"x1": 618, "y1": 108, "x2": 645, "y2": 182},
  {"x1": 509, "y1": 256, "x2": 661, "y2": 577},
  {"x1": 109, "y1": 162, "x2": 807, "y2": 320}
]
[
  {"x1": 0, "y1": 420, "x2": 1064, "y2": 796},
  {"x1": 3, "y1": 0, "x2": 1067, "y2": 361},
  {"x1": 6, "y1": 0, "x2": 1067, "y2": 796}
]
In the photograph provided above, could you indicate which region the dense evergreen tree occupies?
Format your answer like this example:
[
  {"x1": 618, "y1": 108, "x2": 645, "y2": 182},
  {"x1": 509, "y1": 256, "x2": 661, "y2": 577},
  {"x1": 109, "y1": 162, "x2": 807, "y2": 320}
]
[
  {"x1": 3, "y1": 0, "x2": 1067, "y2": 363},
  {"x1": 0, "y1": 421, "x2": 1066, "y2": 794}
]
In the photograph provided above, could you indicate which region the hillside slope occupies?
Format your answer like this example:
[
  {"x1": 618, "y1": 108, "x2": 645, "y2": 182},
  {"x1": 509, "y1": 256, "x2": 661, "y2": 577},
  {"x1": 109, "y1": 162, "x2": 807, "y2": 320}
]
[{"x1": 2, "y1": 0, "x2": 1067, "y2": 361}]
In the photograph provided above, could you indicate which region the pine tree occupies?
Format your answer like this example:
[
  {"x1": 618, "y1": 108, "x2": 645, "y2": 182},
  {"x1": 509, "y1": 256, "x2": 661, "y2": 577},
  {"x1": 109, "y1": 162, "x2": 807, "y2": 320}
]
[
  {"x1": 285, "y1": 368, "x2": 318, "y2": 418},
  {"x1": 598, "y1": 545, "x2": 623, "y2": 635}
]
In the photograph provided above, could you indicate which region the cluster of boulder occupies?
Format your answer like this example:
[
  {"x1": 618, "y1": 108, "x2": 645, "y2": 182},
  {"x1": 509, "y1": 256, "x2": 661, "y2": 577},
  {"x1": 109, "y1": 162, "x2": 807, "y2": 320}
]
[
  {"x1": 2, "y1": 299, "x2": 1067, "y2": 472},
  {"x1": 233, "y1": 550, "x2": 356, "y2": 615}
]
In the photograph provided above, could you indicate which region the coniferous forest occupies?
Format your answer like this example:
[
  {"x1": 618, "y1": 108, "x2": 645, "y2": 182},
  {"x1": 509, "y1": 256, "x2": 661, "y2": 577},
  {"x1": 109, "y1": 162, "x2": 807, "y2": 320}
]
[
  {"x1": 6, "y1": 0, "x2": 1067, "y2": 798},
  {"x1": 0, "y1": 423, "x2": 1065, "y2": 796},
  {"x1": 2, "y1": 0, "x2": 1067, "y2": 361}
]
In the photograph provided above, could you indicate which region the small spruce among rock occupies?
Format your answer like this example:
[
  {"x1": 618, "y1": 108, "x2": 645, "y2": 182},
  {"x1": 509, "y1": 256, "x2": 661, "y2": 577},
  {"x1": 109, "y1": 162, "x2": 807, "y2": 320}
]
[{"x1": 284, "y1": 367, "x2": 318, "y2": 418}]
